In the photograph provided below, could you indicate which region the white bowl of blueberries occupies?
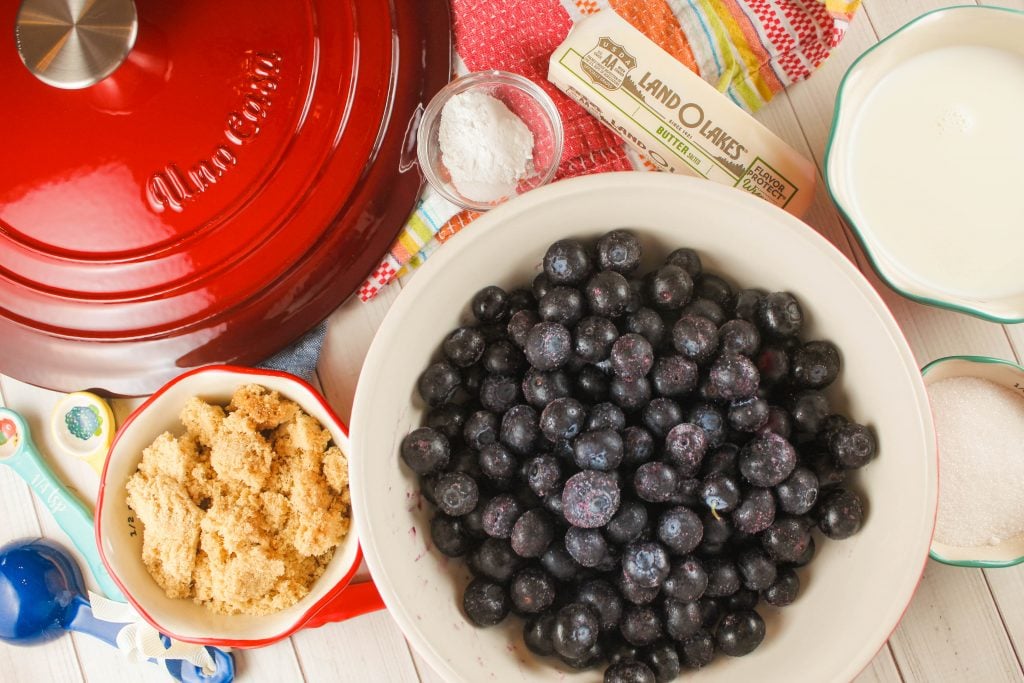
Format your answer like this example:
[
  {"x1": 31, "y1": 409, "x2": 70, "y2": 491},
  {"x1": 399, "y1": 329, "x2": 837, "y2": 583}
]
[{"x1": 349, "y1": 172, "x2": 936, "y2": 683}]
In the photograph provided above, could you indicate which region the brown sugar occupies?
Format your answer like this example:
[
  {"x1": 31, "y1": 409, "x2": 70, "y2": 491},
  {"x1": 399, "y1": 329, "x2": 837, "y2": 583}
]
[{"x1": 125, "y1": 384, "x2": 350, "y2": 616}]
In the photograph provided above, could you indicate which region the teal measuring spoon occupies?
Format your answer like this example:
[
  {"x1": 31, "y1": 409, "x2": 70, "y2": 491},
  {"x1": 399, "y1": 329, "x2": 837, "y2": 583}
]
[{"x1": 0, "y1": 407, "x2": 124, "y2": 600}]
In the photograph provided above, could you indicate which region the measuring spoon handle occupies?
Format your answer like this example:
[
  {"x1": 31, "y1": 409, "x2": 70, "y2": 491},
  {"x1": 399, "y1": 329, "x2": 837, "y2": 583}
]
[{"x1": 9, "y1": 434, "x2": 125, "y2": 600}]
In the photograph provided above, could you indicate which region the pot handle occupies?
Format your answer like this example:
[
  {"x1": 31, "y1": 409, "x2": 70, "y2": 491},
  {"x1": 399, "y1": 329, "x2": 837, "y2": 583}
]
[{"x1": 303, "y1": 581, "x2": 386, "y2": 629}]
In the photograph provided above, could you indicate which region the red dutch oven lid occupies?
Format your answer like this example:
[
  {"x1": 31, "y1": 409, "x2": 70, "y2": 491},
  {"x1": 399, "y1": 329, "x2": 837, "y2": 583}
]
[{"x1": 0, "y1": 0, "x2": 451, "y2": 395}]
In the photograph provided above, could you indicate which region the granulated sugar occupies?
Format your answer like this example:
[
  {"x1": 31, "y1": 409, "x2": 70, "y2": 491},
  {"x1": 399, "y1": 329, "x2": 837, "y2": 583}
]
[
  {"x1": 929, "y1": 376, "x2": 1024, "y2": 547},
  {"x1": 438, "y1": 90, "x2": 534, "y2": 203}
]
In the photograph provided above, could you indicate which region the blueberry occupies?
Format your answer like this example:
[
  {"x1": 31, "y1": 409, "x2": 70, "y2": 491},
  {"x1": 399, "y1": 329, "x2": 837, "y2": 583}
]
[
  {"x1": 755, "y1": 345, "x2": 791, "y2": 385},
  {"x1": 498, "y1": 404, "x2": 538, "y2": 456},
  {"x1": 541, "y1": 541, "x2": 582, "y2": 581},
  {"x1": 587, "y1": 270, "x2": 632, "y2": 317},
  {"x1": 543, "y1": 487, "x2": 566, "y2": 519},
  {"x1": 587, "y1": 402, "x2": 627, "y2": 431},
  {"x1": 646, "y1": 265, "x2": 693, "y2": 310},
  {"x1": 776, "y1": 466, "x2": 819, "y2": 515},
  {"x1": 574, "y1": 316, "x2": 619, "y2": 362},
  {"x1": 537, "y1": 397, "x2": 584, "y2": 443},
  {"x1": 701, "y1": 511, "x2": 733, "y2": 548},
  {"x1": 816, "y1": 488, "x2": 864, "y2": 539},
  {"x1": 605, "y1": 660, "x2": 656, "y2": 683},
  {"x1": 664, "y1": 599, "x2": 703, "y2": 641},
  {"x1": 577, "y1": 579, "x2": 624, "y2": 632},
  {"x1": 672, "y1": 315, "x2": 718, "y2": 365},
  {"x1": 650, "y1": 355, "x2": 699, "y2": 397},
  {"x1": 718, "y1": 319, "x2": 760, "y2": 356},
  {"x1": 656, "y1": 506, "x2": 703, "y2": 554},
  {"x1": 621, "y1": 605, "x2": 664, "y2": 646},
  {"x1": 633, "y1": 462, "x2": 679, "y2": 503},
  {"x1": 544, "y1": 238, "x2": 593, "y2": 286},
  {"x1": 463, "y1": 578, "x2": 509, "y2": 626},
  {"x1": 511, "y1": 508, "x2": 555, "y2": 557},
  {"x1": 563, "y1": 470, "x2": 622, "y2": 527},
  {"x1": 642, "y1": 398, "x2": 683, "y2": 439},
  {"x1": 694, "y1": 273, "x2": 733, "y2": 309},
  {"x1": 430, "y1": 513, "x2": 472, "y2": 557},
  {"x1": 611, "y1": 333, "x2": 655, "y2": 380},
  {"x1": 417, "y1": 361, "x2": 461, "y2": 406},
  {"x1": 510, "y1": 567, "x2": 557, "y2": 614},
  {"x1": 757, "y1": 406, "x2": 792, "y2": 440},
  {"x1": 739, "y1": 432, "x2": 797, "y2": 487},
  {"x1": 605, "y1": 499, "x2": 649, "y2": 546},
  {"x1": 576, "y1": 364, "x2": 611, "y2": 403},
  {"x1": 597, "y1": 229, "x2": 643, "y2": 274},
  {"x1": 425, "y1": 404, "x2": 468, "y2": 441},
  {"x1": 524, "y1": 613, "x2": 557, "y2": 656},
  {"x1": 665, "y1": 248, "x2": 702, "y2": 278},
  {"x1": 625, "y1": 308, "x2": 667, "y2": 348},
  {"x1": 701, "y1": 443, "x2": 739, "y2": 478},
  {"x1": 792, "y1": 340, "x2": 841, "y2": 389},
  {"x1": 533, "y1": 272, "x2": 552, "y2": 300},
  {"x1": 662, "y1": 556, "x2": 708, "y2": 602},
  {"x1": 539, "y1": 286, "x2": 585, "y2": 327},
  {"x1": 703, "y1": 558, "x2": 741, "y2": 597},
  {"x1": 522, "y1": 367, "x2": 571, "y2": 407},
  {"x1": 434, "y1": 472, "x2": 479, "y2": 516},
  {"x1": 731, "y1": 487, "x2": 776, "y2": 534},
  {"x1": 706, "y1": 353, "x2": 759, "y2": 401},
  {"x1": 763, "y1": 566, "x2": 800, "y2": 607},
  {"x1": 809, "y1": 449, "x2": 848, "y2": 490},
  {"x1": 482, "y1": 494, "x2": 524, "y2": 538},
  {"x1": 663, "y1": 423, "x2": 708, "y2": 477},
  {"x1": 525, "y1": 455, "x2": 561, "y2": 497},
  {"x1": 700, "y1": 473, "x2": 740, "y2": 513},
  {"x1": 565, "y1": 526, "x2": 610, "y2": 567},
  {"x1": 762, "y1": 516, "x2": 813, "y2": 562},
  {"x1": 573, "y1": 429, "x2": 625, "y2": 471},
  {"x1": 829, "y1": 422, "x2": 877, "y2": 469},
  {"x1": 479, "y1": 374, "x2": 520, "y2": 413},
  {"x1": 524, "y1": 322, "x2": 572, "y2": 371},
  {"x1": 758, "y1": 292, "x2": 803, "y2": 338},
  {"x1": 644, "y1": 641, "x2": 682, "y2": 683},
  {"x1": 682, "y1": 298, "x2": 726, "y2": 326},
  {"x1": 716, "y1": 610, "x2": 765, "y2": 657},
  {"x1": 482, "y1": 340, "x2": 526, "y2": 376},
  {"x1": 680, "y1": 631, "x2": 715, "y2": 668},
  {"x1": 618, "y1": 572, "x2": 660, "y2": 605},
  {"x1": 462, "y1": 502, "x2": 488, "y2": 539},
  {"x1": 476, "y1": 443, "x2": 514, "y2": 486},
  {"x1": 507, "y1": 287, "x2": 536, "y2": 312},
  {"x1": 733, "y1": 288, "x2": 764, "y2": 322},
  {"x1": 790, "y1": 390, "x2": 830, "y2": 434},
  {"x1": 727, "y1": 397, "x2": 769, "y2": 432},
  {"x1": 400, "y1": 427, "x2": 450, "y2": 475},
  {"x1": 611, "y1": 376, "x2": 653, "y2": 412},
  {"x1": 443, "y1": 327, "x2": 486, "y2": 367},
  {"x1": 737, "y1": 548, "x2": 777, "y2": 591},
  {"x1": 560, "y1": 642, "x2": 605, "y2": 670},
  {"x1": 622, "y1": 426, "x2": 656, "y2": 469},
  {"x1": 472, "y1": 285, "x2": 510, "y2": 324},
  {"x1": 464, "y1": 410, "x2": 499, "y2": 450},
  {"x1": 724, "y1": 588, "x2": 760, "y2": 612},
  {"x1": 623, "y1": 542, "x2": 671, "y2": 588},
  {"x1": 507, "y1": 309, "x2": 539, "y2": 349}
]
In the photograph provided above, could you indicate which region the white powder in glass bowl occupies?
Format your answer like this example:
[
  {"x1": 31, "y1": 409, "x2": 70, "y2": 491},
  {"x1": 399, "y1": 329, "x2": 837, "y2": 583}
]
[
  {"x1": 929, "y1": 376, "x2": 1024, "y2": 548},
  {"x1": 438, "y1": 90, "x2": 535, "y2": 203}
]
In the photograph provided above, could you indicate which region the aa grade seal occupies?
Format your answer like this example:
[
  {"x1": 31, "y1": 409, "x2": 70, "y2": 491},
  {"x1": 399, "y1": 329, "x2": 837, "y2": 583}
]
[{"x1": 582, "y1": 36, "x2": 636, "y2": 90}]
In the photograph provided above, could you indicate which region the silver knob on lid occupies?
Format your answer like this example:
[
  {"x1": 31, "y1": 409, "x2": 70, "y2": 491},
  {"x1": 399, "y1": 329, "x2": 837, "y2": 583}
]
[{"x1": 15, "y1": 0, "x2": 138, "y2": 89}]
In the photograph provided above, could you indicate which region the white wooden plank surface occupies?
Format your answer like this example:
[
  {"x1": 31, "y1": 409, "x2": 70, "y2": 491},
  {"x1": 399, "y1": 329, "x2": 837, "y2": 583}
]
[{"x1": 3, "y1": 2, "x2": 1024, "y2": 682}]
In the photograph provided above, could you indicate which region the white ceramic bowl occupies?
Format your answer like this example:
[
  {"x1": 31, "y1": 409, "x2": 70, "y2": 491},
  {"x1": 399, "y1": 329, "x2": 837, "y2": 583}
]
[
  {"x1": 922, "y1": 355, "x2": 1024, "y2": 568},
  {"x1": 825, "y1": 5, "x2": 1024, "y2": 323},
  {"x1": 351, "y1": 173, "x2": 937, "y2": 682},
  {"x1": 97, "y1": 365, "x2": 381, "y2": 648}
]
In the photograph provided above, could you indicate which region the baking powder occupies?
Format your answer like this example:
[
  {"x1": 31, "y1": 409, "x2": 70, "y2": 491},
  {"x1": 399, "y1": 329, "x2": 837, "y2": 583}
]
[{"x1": 438, "y1": 90, "x2": 535, "y2": 203}]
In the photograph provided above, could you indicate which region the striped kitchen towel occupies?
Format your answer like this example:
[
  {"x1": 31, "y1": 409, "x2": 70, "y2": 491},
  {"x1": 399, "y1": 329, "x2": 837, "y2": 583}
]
[{"x1": 358, "y1": 0, "x2": 861, "y2": 302}]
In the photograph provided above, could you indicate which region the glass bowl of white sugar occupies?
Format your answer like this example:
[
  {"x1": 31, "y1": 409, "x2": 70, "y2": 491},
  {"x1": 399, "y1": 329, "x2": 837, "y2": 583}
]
[
  {"x1": 417, "y1": 70, "x2": 564, "y2": 211},
  {"x1": 923, "y1": 355, "x2": 1024, "y2": 568}
]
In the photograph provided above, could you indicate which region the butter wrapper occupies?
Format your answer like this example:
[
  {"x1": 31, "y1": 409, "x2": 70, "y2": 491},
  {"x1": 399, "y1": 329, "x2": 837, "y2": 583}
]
[{"x1": 548, "y1": 11, "x2": 816, "y2": 216}]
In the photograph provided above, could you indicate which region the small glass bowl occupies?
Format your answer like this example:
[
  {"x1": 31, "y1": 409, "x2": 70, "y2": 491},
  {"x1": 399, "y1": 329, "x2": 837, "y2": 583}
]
[
  {"x1": 417, "y1": 70, "x2": 564, "y2": 211},
  {"x1": 922, "y1": 355, "x2": 1024, "y2": 568}
]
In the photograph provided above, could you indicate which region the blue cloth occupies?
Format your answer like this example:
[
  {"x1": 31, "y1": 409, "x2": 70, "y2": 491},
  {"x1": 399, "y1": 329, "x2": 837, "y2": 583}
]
[{"x1": 257, "y1": 321, "x2": 327, "y2": 383}]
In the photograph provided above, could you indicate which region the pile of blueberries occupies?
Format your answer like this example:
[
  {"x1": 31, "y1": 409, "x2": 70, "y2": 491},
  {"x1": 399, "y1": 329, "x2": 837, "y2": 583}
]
[{"x1": 400, "y1": 230, "x2": 876, "y2": 683}]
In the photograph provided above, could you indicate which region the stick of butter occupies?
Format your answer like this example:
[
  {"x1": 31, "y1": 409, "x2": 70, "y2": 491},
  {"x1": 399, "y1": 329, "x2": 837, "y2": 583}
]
[{"x1": 548, "y1": 10, "x2": 816, "y2": 216}]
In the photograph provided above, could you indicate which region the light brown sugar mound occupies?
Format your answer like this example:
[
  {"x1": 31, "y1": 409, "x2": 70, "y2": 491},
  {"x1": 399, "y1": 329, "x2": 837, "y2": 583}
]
[{"x1": 125, "y1": 384, "x2": 351, "y2": 615}]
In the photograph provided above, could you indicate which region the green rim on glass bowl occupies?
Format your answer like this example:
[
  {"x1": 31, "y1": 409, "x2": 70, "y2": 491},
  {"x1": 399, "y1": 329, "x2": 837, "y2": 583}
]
[
  {"x1": 922, "y1": 354, "x2": 1024, "y2": 568},
  {"x1": 824, "y1": 5, "x2": 1024, "y2": 324}
]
